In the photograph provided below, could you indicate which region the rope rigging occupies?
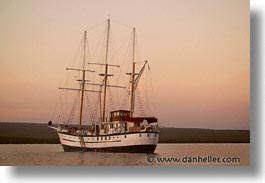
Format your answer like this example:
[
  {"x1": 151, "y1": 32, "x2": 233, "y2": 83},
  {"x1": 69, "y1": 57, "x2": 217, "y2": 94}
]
[{"x1": 50, "y1": 18, "x2": 155, "y2": 126}]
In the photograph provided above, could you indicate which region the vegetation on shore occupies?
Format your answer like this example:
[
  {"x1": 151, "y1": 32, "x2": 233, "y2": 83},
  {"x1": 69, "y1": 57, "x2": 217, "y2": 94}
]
[
  {"x1": 0, "y1": 122, "x2": 250, "y2": 144},
  {"x1": 159, "y1": 128, "x2": 250, "y2": 143}
]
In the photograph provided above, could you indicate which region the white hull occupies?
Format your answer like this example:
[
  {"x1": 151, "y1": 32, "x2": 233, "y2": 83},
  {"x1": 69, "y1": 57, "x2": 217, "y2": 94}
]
[{"x1": 58, "y1": 132, "x2": 158, "y2": 153}]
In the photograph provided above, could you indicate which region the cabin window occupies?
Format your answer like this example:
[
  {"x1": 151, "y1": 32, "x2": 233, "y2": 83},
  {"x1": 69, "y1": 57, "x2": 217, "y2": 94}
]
[
  {"x1": 155, "y1": 134, "x2": 157, "y2": 137},
  {"x1": 97, "y1": 137, "x2": 99, "y2": 141},
  {"x1": 139, "y1": 134, "x2": 141, "y2": 137},
  {"x1": 124, "y1": 135, "x2": 126, "y2": 138},
  {"x1": 105, "y1": 136, "x2": 107, "y2": 140},
  {"x1": 147, "y1": 133, "x2": 150, "y2": 137},
  {"x1": 101, "y1": 137, "x2": 103, "y2": 140},
  {"x1": 109, "y1": 136, "x2": 111, "y2": 140}
]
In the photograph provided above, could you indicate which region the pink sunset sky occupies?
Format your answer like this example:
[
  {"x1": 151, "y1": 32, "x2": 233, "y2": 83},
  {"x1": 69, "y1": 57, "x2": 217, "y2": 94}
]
[{"x1": 0, "y1": 0, "x2": 249, "y2": 129}]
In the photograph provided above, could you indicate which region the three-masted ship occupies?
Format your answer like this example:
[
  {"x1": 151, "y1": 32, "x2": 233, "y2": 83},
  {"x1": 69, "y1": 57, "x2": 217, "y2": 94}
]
[{"x1": 48, "y1": 19, "x2": 159, "y2": 153}]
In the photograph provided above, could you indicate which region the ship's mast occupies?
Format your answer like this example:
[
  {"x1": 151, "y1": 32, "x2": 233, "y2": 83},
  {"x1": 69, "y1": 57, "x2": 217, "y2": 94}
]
[
  {"x1": 102, "y1": 19, "x2": 110, "y2": 122},
  {"x1": 130, "y1": 28, "x2": 136, "y2": 118},
  {"x1": 79, "y1": 30, "x2": 87, "y2": 126},
  {"x1": 86, "y1": 19, "x2": 125, "y2": 124},
  {"x1": 129, "y1": 28, "x2": 148, "y2": 118}
]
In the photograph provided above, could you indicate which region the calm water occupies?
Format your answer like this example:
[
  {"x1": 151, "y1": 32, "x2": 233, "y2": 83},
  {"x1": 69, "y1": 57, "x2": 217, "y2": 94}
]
[{"x1": 0, "y1": 144, "x2": 249, "y2": 166}]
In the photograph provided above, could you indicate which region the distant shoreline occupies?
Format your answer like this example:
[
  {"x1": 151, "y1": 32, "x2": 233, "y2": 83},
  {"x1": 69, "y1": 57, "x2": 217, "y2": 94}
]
[{"x1": 0, "y1": 122, "x2": 250, "y2": 144}]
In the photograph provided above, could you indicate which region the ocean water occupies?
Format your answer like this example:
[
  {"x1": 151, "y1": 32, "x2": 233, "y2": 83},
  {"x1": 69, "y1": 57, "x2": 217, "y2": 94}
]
[{"x1": 0, "y1": 144, "x2": 249, "y2": 166}]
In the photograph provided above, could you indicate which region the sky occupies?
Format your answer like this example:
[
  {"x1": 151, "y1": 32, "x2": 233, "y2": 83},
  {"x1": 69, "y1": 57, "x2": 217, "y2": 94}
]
[{"x1": 0, "y1": 0, "x2": 249, "y2": 129}]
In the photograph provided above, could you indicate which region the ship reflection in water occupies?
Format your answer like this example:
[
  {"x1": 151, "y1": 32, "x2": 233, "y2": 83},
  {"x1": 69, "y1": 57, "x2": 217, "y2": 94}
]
[{"x1": 0, "y1": 143, "x2": 249, "y2": 166}]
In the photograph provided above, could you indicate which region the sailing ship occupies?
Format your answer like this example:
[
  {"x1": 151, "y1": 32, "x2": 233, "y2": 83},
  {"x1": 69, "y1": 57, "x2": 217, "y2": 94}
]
[{"x1": 48, "y1": 19, "x2": 159, "y2": 153}]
